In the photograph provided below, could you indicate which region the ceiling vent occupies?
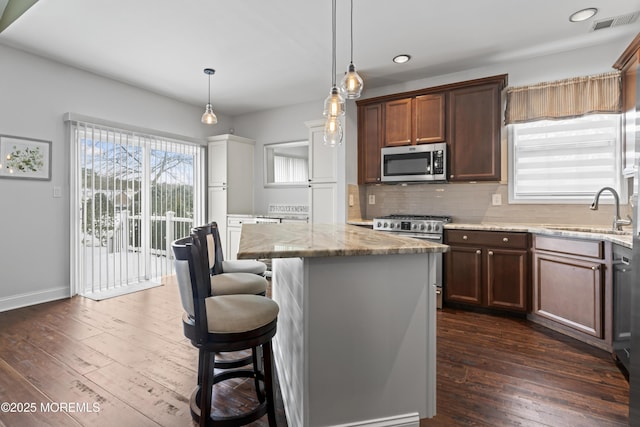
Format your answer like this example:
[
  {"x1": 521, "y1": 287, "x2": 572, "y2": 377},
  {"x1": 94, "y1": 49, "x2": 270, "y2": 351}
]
[{"x1": 591, "y1": 11, "x2": 640, "y2": 31}]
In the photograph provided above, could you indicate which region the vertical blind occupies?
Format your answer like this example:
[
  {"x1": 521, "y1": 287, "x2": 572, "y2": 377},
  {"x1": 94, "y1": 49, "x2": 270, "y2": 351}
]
[
  {"x1": 69, "y1": 118, "x2": 204, "y2": 298},
  {"x1": 273, "y1": 154, "x2": 308, "y2": 183}
]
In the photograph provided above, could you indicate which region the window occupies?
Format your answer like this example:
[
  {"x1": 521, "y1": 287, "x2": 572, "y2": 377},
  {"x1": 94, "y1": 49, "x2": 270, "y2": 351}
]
[
  {"x1": 508, "y1": 114, "x2": 623, "y2": 203},
  {"x1": 68, "y1": 117, "x2": 205, "y2": 299}
]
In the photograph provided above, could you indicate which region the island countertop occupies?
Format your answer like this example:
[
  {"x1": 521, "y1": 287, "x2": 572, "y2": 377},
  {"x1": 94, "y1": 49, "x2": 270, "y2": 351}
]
[{"x1": 236, "y1": 223, "x2": 448, "y2": 259}]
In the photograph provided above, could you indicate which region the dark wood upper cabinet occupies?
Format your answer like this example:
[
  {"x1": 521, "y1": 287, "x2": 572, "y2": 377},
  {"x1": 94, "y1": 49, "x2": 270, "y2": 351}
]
[
  {"x1": 613, "y1": 32, "x2": 640, "y2": 175},
  {"x1": 356, "y1": 74, "x2": 507, "y2": 185},
  {"x1": 415, "y1": 93, "x2": 445, "y2": 143},
  {"x1": 448, "y1": 83, "x2": 502, "y2": 182},
  {"x1": 384, "y1": 98, "x2": 413, "y2": 146},
  {"x1": 358, "y1": 103, "x2": 383, "y2": 184}
]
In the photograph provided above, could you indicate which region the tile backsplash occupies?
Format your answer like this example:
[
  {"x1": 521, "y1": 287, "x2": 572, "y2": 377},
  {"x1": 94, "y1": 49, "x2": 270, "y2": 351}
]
[{"x1": 349, "y1": 182, "x2": 633, "y2": 227}]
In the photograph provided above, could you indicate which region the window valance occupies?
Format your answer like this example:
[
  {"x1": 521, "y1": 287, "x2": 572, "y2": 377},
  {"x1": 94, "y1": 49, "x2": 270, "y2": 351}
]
[{"x1": 505, "y1": 71, "x2": 621, "y2": 125}]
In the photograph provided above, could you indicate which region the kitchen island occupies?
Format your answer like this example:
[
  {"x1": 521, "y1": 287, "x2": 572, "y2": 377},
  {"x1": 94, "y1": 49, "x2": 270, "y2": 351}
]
[{"x1": 237, "y1": 223, "x2": 448, "y2": 427}]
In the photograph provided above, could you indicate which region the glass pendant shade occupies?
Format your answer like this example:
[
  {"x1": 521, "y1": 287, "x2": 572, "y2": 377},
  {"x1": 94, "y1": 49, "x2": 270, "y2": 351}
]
[
  {"x1": 323, "y1": 116, "x2": 343, "y2": 147},
  {"x1": 201, "y1": 103, "x2": 218, "y2": 125},
  {"x1": 323, "y1": 86, "x2": 345, "y2": 117},
  {"x1": 340, "y1": 63, "x2": 363, "y2": 99}
]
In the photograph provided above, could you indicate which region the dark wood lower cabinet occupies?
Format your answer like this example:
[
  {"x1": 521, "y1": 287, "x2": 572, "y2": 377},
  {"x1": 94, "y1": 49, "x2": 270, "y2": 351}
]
[
  {"x1": 530, "y1": 234, "x2": 613, "y2": 352},
  {"x1": 445, "y1": 230, "x2": 529, "y2": 313}
]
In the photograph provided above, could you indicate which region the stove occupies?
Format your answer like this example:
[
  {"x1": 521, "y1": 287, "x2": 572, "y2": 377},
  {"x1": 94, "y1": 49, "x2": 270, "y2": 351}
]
[{"x1": 373, "y1": 214, "x2": 451, "y2": 236}]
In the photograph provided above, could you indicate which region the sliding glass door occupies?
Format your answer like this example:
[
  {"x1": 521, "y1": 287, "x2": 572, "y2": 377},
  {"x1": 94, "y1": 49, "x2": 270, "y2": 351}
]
[{"x1": 70, "y1": 120, "x2": 204, "y2": 299}]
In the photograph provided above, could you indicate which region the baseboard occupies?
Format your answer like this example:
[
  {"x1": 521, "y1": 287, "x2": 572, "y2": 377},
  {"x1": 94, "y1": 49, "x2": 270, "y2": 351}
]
[
  {"x1": 0, "y1": 286, "x2": 70, "y2": 313},
  {"x1": 330, "y1": 413, "x2": 420, "y2": 427}
]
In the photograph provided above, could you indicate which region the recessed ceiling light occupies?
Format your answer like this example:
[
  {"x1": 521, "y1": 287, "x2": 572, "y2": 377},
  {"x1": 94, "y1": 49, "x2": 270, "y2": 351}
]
[
  {"x1": 393, "y1": 54, "x2": 411, "y2": 64},
  {"x1": 569, "y1": 8, "x2": 598, "y2": 22}
]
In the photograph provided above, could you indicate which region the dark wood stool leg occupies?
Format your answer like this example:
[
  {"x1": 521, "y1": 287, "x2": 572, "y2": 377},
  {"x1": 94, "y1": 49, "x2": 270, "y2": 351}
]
[
  {"x1": 263, "y1": 341, "x2": 277, "y2": 426},
  {"x1": 200, "y1": 350, "x2": 213, "y2": 427},
  {"x1": 252, "y1": 346, "x2": 265, "y2": 403}
]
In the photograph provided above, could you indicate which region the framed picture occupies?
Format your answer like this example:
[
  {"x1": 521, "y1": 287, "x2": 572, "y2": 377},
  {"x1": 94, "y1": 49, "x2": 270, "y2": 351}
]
[{"x1": 0, "y1": 135, "x2": 52, "y2": 180}]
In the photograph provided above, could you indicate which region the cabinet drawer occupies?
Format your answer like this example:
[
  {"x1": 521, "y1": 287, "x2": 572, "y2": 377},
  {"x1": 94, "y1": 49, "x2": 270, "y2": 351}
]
[
  {"x1": 533, "y1": 235, "x2": 603, "y2": 259},
  {"x1": 445, "y1": 230, "x2": 528, "y2": 249},
  {"x1": 227, "y1": 217, "x2": 256, "y2": 227}
]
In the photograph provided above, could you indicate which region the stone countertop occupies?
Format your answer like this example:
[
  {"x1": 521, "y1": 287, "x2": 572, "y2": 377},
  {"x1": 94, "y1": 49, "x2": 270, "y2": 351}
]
[
  {"x1": 447, "y1": 223, "x2": 633, "y2": 248},
  {"x1": 346, "y1": 219, "x2": 633, "y2": 248},
  {"x1": 236, "y1": 223, "x2": 449, "y2": 259}
]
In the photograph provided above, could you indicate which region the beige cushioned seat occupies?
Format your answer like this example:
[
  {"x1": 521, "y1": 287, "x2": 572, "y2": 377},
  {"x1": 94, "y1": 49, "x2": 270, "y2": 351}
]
[
  {"x1": 210, "y1": 272, "x2": 267, "y2": 296},
  {"x1": 204, "y1": 294, "x2": 279, "y2": 333},
  {"x1": 222, "y1": 259, "x2": 267, "y2": 275}
]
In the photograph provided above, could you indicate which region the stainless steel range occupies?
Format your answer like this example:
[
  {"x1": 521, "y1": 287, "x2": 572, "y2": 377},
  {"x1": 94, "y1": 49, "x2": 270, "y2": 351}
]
[{"x1": 373, "y1": 214, "x2": 451, "y2": 308}]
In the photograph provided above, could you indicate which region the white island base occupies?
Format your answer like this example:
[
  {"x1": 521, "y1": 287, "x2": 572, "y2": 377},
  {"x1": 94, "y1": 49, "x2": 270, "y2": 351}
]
[{"x1": 271, "y1": 253, "x2": 437, "y2": 427}]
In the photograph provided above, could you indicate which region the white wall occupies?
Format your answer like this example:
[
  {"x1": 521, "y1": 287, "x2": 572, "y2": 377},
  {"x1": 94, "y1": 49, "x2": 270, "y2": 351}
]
[
  {"x1": 0, "y1": 44, "x2": 232, "y2": 311},
  {"x1": 232, "y1": 101, "x2": 322, "y2": 214}
]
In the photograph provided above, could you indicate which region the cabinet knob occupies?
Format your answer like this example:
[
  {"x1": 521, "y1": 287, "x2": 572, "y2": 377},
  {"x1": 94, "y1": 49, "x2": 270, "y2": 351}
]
[
  {"x1": 488, "y1": 251, "x2": 494, "y2": 256},
  {"x1": 591, "y1": 266, "x2": 599, "y2": 271},
  {"x1": 450, "y1": 175, "x2": 455, "y2": 179},
  {"x1": 463, "y1": 235, "x2": 468, "y2": 240},
  {"x1": 476, "y1": 250, "x2": 481, "y2": 254},
  {"x1": 502, "y1": 237, "x2": 509, "y2": 242}
]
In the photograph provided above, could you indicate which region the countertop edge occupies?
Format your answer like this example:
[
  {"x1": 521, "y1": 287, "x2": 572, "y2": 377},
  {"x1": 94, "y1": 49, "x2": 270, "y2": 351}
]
[{"x1": 346, "y1": 220, "x2": 632, "y2": 248}]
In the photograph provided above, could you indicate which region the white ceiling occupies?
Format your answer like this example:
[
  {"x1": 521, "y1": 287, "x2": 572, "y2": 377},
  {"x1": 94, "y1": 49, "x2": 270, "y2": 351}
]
[{"x1": 1, "y1": 0, "x2": 639, "y2": 116}]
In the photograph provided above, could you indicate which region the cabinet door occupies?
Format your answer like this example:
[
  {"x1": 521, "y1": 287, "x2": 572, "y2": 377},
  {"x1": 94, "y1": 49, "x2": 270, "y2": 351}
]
[
  {"x1": 532, "y1": 252, "x2": 603, "y2": 338},
  {"x1": 448, "y1": 84, "x2": 501, "y2": 181},
  {"x1": 358, "y1": 103, "x2": 383, "y2": 184},
  {"x1": 226, "y1": 226, "x2": 242, "y2": 261},
  {"x1": 208, "y1": 187, "x2": 228, "y2": 250},
  {"x1": 415, "y1": 94, "x2": 445, "y2": 144},
  {"x1": 309, "y1": 182, "x2": 337, "y2": 224},
  {"x1": 486, "y1": 248, "x2": 528, "y2": 312},
  {"x1": 308, "y1": 122, "x2": 337, "y2": 183},
  {"x1": 613, "y1": 259, "x2": 632, "y2": 343},
  {"x1": 207, "y1": 141, "x2": 227, "y2": 187},
  {"x1": 384, "y1": 98, "x2": 413, "y2": 146},
  {"x1": 445, "y1": 245, "x2": 483, "y2": 305}
]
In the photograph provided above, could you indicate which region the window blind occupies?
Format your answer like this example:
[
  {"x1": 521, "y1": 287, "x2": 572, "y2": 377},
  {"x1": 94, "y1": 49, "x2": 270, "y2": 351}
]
[{"x1": 510, "y1": 114, "x2": 621, "y2": 202}]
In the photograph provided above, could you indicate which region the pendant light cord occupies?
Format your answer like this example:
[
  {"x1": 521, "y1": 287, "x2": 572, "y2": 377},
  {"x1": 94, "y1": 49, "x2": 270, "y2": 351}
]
[
  {"x1": 331, "y1": 0, "x2": 337, "y2": 87},
  {"x1": 208, "y1": 73, "x2": 211, "y2": 104},
  {"x1": 349, "y1": 0, "x2": 354, "y2": 64}
]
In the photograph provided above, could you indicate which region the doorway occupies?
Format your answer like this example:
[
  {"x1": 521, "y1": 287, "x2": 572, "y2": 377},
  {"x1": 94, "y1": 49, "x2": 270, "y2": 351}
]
[{"x1": 69, "y1": 120, "x2": 204, "y2": 299}]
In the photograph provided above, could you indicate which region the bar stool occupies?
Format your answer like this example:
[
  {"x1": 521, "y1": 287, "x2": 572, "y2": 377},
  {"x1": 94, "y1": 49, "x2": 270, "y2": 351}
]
[
  {"x1": 192, "y1": 224, "x2": 268, "y2": 297},
  {"x1": 172, "y1": 234, "x2": 278, "y2": 426},
  {"x1": 207, "y1": 222, "x2": 267, "y2": 275},
  {"x1": 192, "y1": 224, "x2": 268, "y2": 369}
]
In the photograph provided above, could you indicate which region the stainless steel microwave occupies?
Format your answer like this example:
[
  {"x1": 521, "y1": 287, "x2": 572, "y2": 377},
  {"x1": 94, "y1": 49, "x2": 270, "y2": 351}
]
[{"x1": 381, "y1": 143, "x2": 447, "y2": 182}]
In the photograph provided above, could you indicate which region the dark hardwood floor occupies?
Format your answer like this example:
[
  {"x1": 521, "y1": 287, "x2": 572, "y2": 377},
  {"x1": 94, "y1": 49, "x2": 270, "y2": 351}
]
[{"x1": 0, "y1": 277, "x2": 629, "y2": 426}]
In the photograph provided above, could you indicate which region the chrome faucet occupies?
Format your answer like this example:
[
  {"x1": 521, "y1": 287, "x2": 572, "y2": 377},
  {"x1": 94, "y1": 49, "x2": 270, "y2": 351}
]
[{"x1": 590, "y1": 187, "x2": 632, "y2": 231}]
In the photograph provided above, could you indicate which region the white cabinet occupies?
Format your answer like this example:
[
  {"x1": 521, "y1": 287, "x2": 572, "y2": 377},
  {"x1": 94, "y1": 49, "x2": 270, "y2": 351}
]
[
  {"x1": 309, "y1": 182, "x2": 338, "y2": 224},
  {"x1": 207, "y1": 134, "x2": 255, "y2": 251},
  {"x1": 226, "y1": 216, "x2": 255, "y2": 261},
  {"x1": 305, "y1": 120, "x2": 338, "y2": 223}
]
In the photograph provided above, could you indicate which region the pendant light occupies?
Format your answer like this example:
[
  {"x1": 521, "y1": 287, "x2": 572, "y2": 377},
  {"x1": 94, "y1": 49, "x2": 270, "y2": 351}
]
[
  {"x1": 201, "y1": 68, "x2": 218, "y2": 125},
  {"x1": 340, "y1": 0, "x2": 363, "y2": 99},
  {"x1": 323, "y1": 0, "x2": 344, "y2": 146}
]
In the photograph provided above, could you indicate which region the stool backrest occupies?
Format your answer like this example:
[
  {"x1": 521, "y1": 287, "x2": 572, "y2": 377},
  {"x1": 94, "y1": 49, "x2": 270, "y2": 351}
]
[
  {"x1": 208, "y1": 222, "x2": 226, "y2": 274},
  {"x1": 172, "y1": 234, "x2": 210, "y2": 342},
  {"x1": 191, "y1": 222, "x2": 224, "y2": 275}
]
